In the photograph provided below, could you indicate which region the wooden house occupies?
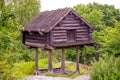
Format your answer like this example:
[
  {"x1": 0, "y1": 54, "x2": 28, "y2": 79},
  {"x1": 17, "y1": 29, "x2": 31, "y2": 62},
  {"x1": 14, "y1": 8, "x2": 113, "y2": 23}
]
[{"x1": 22, "y1": 8, "x2": 96, "y2": 74}]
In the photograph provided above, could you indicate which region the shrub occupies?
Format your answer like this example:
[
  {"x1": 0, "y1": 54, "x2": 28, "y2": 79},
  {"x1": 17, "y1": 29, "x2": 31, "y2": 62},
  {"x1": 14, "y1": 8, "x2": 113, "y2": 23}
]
[{"x1": 90, "y1": 56, "x2": 120, "y2": 80}]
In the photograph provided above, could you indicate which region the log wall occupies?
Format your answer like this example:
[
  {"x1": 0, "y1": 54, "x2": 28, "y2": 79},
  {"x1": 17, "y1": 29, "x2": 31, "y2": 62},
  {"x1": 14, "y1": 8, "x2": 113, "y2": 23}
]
[
  {"x1": 50, "y1": 13, "x2": 92, "y2": 47},
  {"x1": 24, "y1": 32, "x2": 47, "y2": 47}
]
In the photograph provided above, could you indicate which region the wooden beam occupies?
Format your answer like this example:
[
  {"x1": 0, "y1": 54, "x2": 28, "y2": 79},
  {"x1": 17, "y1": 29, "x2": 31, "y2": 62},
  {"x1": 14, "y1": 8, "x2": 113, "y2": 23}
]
[
  {"x1": 48, "y1": 50, "x2": 53, "y2": 72},
  {"x1": 76, "y1": 47, "x2": 80, "y2": 74},
  {"x1": 35, "y1": 48, "x2": 39, "y2": 75},
  {"x1": 61, "y1": 48, "x2": 65, "y2": 73}
]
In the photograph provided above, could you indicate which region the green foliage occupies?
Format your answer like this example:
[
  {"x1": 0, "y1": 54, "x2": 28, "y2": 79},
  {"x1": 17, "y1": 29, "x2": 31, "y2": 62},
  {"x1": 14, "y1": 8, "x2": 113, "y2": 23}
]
[
  {"x1": 0, "y1": 0, "x2": 40, "y2": 62},
  {"x1": 90, "y1": 56, "x2": 120, "y2": 80},
  {"x1": 66, "y1": 48, "x2": 76, "y2": 61},
  {"x1": 0, "y1": 0, "x2": 40, "y2": 79},
  {"x1": 12, "y1": 61, "x2": 35, "y2": 78},
  {"x1": 74, "y1": 2, "x2": 120, "y2": 27},
  {"x1": 102, "y1": 22, "x2": 120, "y2": 56},
  {"x1": 74, "y1": 2, "x2": 120, "y2": 58}
]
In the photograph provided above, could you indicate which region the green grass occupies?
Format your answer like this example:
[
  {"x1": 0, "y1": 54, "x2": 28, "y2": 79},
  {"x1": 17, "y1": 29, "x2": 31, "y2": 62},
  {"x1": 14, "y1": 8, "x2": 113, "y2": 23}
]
[
  {"x1": 11, "y1": 58, "x2": 90, "y2": 79},
  {"x1": 44, "y1": 62, "x2": 89, "y2": 78}
]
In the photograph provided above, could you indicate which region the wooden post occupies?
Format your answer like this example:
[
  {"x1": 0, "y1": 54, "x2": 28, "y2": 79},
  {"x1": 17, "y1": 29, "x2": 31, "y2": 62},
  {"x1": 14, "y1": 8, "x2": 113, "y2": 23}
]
[
  {"x1": 48, "y1": 50, "x2": 53, "y2": 72},
  {"x1": 76, "y1": 47, "x2": 80, "y2": 74},
  {"x1": 35, "y1": 48, "x2": 39, "y2": 75},
  {"x1": 61, "y1": 48, "x2": 65, "y2": 73}
]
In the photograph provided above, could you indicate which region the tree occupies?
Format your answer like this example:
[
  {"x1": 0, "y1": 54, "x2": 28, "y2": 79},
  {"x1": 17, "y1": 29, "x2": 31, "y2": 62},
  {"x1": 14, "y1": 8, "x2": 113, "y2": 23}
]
[
  {"x1": 0, "y1": 0, "x2": 40, "y2": 79},
  {"x1": 72, "y1": 2, "x2": 120, "y2": 64}
]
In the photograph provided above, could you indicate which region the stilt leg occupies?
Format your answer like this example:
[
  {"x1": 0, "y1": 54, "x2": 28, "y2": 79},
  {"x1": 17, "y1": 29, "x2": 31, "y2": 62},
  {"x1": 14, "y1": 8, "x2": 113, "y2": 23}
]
[
  {"x1": 48, "y1": 50, "x2": 53, "y2": 73},
  {"x1": 76, "y1": 47, "x2": 80, "y2": 74},
  {"x1": 61, "y1": 48, "x2": 65, "y2": 73},
  {"x1": 35, "y1": 48, "x2": 39, "y2": 75}
]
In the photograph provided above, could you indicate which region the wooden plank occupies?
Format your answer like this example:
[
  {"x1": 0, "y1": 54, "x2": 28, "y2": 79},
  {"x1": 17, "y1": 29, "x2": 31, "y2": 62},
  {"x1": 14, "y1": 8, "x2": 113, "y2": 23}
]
[
  {"x1": 53, "y1": 39, "x2": 67, "y2": 42},
  {"x1": 64, "y1": 17, "x2": 75, "y2": 20},
  {"x1": 26, "y1": 39, "x2": 47, "y2": 43},
  {"x1": 52, "y1": 30, "x2": 66, "y2": 33},
  {"x1": 52, "y1": 33, "x2": 66, "y2": 36},
  {"x1": 52, "y1": 35, "x2": 67, "y2": 37},
  {"x1": 76, "y1": 35, "x2": 88, "y2": 37},
  {"x1": 61, "y1": 20, "x2": 80, "y2": 24},
  {"x1": 25, "y1": 41, "x2": 46, "y2": 47},
  {"x1": 76, "y1": 32, "x2": 88, "y2": 35},
  {"x1": 76, "y1": 38, "x2": 88, "y2": 41},
  {"x1": 76, "y1": 36, "x2": 88, "y2": 39},
  {"x1": 54, "y1": 27, "x2": 81, "y2": 29},
  {"x1": 76, "y1": 29, "x2": 88, "y2": 32},
  {"x1": 26, "y1": 33, "x2": 44, "y2": 37},
  {"x1": 53, "y1": 37, "x2": 67, "y2": 39},
  {"x1": 26, "y1": 36, "x2": 47, "y2": 40},
  {"x1": 60, "y1": 23, "x2": 80, "y2": 27}
]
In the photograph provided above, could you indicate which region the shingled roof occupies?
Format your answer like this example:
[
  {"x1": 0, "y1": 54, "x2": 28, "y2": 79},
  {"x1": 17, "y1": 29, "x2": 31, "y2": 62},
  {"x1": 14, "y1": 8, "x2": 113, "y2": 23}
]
[{"x1": 24, "y1": 8, "x2": 95, "y2": 33}]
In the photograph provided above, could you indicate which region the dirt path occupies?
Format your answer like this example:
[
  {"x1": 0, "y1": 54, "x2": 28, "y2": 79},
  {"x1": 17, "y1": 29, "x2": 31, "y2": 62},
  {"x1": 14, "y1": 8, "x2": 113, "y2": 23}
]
[{"x1": 23, "y1": 74, "x2": 90, "y2": 80}]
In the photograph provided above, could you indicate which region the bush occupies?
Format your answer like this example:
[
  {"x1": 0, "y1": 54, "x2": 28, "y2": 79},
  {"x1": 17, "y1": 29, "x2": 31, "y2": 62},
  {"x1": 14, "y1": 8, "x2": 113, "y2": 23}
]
[
  {"x1": 90, "y1": 56, "x2": 120, "y2": 80},
  {"x1": 12, "y1": 61, "x2": 35, "y2": 78}
]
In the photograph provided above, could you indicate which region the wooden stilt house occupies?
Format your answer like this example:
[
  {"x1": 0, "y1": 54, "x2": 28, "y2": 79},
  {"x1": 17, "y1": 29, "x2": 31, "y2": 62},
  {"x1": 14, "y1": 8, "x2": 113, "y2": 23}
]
[{"x1": 22, "y1": 8, "x2": 96, "y2": 74}]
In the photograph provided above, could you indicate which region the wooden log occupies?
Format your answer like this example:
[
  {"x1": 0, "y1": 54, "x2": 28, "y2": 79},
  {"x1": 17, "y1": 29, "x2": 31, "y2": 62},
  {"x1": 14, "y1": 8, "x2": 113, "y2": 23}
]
[
  {"x1": 52, "y1": 35, "x2": 67, "y2": 37},
  {"x1": 76, "y1": 29, "x2": 88, "y2": 32},
  {"x1": 61, "y1": 48, "x2": 65, "y2": 73},
  {"x1": 76, "y1": 47, "x2": 80, "y2": 74},
  {"x1": 76, "y1": 35, "x2": 88, "y2": 38},
  {"x1": 25, "y1": 41, "x2": 46, "y2": 47},
  {"x1": 53, "y1": 36, "x2": 67, "y2": 39},
  {"x1": 52, "y1": 30, "x2": 66, "y2": 33},
  {"x1": 76, "y1": 38, "x2": 88, "y2": 41},
  {"x1": 48, "y1": 50, "x2": 53, "y2": 72},
  {"x1": 53, "y1": 39, "x2": 67, "y2": 42},
  {"x1": 25, "y1": 39, "x2": 47, "y2": 43},
  {"x1": 61, "y1": 20, "x2": 80, "y2": 24},
  {"x1": 52, "y1": 33, "x2": 66, "y2": 36},
  {"x1": 54, "y1": 26, "x2": 87, "y2": 30},
  {"x1": 60, "y1": 23, "x2": 80, "y2": 27},
  {"x1": 77, "y1": 32, "x2": 89, "y2": 35},
  {"x1": 26, "y1": 36, "x2": 47, "y2": 40},
  {"x1": 64, "y1": 17, "x2": 76, "y2": 20},
  {"x1": 35, "y1": 48, "x2": 39, "y2": 75}
]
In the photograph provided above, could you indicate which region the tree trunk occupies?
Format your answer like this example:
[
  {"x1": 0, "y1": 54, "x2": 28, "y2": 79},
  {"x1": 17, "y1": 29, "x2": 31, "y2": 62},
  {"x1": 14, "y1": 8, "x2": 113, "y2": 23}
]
[
  {"x1": 35, "y1": 48, "x2": 39, "y2": 75},
  {"x1": 48, "y1": 50, "x2": 53, "y2": 72},
  {"x1": 76, "y1": 47, "x2": 80, "y2": 74},
  {"x1": 61, "y1": 48, "x2": 65, "y2": 73}
]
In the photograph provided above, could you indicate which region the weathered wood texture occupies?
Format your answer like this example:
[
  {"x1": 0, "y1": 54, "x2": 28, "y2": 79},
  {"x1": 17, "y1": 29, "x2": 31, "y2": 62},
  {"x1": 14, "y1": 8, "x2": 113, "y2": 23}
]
[
  {"x1": 48, "y1": 50, "x2": 53, "y2": 72},
  {"x1": 24, "y1": 32, "x2": 47, "y2": 48},
  {"x1": 35, "y1": 48, "x2": 39, "y2": 75},
  {"x1": 50, "y1": 13, "x2": 93, "y2": 47},
  {"x1": 76, "y1": 47, "x2": 80, "y2": 74},
  {"x1": 61, "y1": 48, "x2": 65, "y2": 73},
  {"x1": 23, "y1": 8, "x2": 95, "y2": 49}
]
